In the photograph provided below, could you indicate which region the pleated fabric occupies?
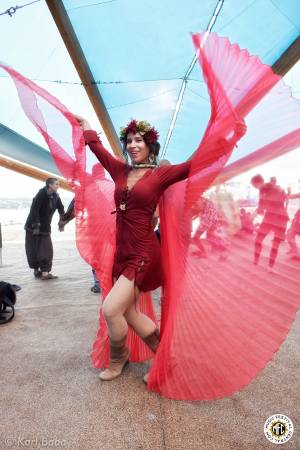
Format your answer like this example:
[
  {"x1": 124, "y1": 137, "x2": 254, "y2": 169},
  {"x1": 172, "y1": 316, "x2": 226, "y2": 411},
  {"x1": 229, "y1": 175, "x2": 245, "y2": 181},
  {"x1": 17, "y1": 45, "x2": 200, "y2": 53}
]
[{"x1": 148, "y1": 33, "x2": 300, "y2": 400}]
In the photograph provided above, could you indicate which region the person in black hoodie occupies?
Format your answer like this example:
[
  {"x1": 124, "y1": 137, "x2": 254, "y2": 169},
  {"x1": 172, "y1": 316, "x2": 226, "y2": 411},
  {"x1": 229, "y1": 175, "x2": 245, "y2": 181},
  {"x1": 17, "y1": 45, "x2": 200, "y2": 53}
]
[{"x1": 25, "y1": 178, "x2": 65, "y2": 280}]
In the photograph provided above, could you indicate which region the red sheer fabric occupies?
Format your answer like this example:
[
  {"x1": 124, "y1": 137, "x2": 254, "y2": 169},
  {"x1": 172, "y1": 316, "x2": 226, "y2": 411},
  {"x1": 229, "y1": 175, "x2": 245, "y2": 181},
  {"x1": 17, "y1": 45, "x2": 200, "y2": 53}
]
[
  {"x1": 0, "y1": 63, "x2": 155, "y2": 366},
  {"x1": 1, "y1": 32, "x2": 300, "y2": 400},
  {"x1": 148, "y1": 33, "x2": 300, "y2": 399}
]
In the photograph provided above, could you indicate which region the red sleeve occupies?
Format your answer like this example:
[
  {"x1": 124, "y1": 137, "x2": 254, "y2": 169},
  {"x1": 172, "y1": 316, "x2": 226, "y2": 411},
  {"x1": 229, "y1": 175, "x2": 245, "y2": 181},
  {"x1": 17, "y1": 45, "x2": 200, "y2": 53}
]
[
  {"x1": 156, "y1": 136, "x2": 235, "y2": 192},
  {"x1": 84, "y1": 130, "x2": 126, "y2": 181},
  {"x1": 157, "y1": 160, "x2": 191, "y2": 190}
]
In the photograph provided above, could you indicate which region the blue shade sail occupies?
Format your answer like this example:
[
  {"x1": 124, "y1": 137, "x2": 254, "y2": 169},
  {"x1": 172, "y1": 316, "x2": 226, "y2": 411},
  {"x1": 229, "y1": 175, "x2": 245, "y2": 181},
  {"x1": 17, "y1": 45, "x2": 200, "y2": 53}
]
[
  {"x1": 62, "y1": 0, "x2": 300, "y2": 163},
  {"x1": 0, "y1": 0, "x2": 299, "y2": 174}
]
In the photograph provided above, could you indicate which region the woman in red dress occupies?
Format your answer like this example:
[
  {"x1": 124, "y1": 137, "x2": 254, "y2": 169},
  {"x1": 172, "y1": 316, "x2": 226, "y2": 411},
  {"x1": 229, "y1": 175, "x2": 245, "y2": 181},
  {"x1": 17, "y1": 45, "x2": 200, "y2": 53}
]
[
  {"x1": 74, "y1": 115, "x2": 245, "y2": 382},
  {"x1": 74, "y1": 117, "x2": 191, "y2": 381}
]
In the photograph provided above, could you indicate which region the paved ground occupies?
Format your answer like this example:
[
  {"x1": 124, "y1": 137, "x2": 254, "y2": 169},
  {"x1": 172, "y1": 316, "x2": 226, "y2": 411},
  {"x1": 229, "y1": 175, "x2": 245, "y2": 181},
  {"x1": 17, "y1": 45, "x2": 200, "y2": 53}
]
[{"x1": 0, "y1": 230, "x2": 299, "y2": 450}]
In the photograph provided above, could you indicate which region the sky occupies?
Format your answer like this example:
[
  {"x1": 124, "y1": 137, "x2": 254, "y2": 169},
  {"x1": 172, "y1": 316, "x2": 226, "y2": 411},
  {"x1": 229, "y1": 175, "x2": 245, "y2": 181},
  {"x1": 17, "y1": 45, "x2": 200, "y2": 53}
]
[{"x1": 0, "y1": 0, "x2": 299, "y2": 198}]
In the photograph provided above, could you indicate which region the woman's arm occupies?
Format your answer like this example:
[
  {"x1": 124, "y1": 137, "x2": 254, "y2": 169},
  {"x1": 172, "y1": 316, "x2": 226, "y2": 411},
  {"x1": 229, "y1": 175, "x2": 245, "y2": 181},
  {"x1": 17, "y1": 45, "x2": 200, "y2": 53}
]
[
  {"x1": 84, "y1": 131, "x2": 125, "y2": 181},
  {"x1": 157, "y1": 160, "x2": 192, "y2": 190},
  {"x1": 157, "y1": 119, "x2": 246, "y2": 191},
  {"x1": 75, "y1": 115, "x2": 125, "y2": 181},
  {"x1": 58, "y1": 198, "x2": 75, "y2": 231},
  {"x1": 194, "y1": 119, "x2": 247, "y2": 170},
  {"x1": 200, "y1": 119, "x2": 247, "y2": 166},
  {"x1": 288, "y1": 193, "x2": 300, "y2": 199}
]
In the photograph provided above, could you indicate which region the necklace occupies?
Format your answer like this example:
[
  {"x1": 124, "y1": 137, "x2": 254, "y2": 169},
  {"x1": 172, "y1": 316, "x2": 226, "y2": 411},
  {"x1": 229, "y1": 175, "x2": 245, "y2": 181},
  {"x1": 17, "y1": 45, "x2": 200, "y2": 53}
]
[{"x1": 132, "y1": 163, "x2": 157, "y2": 169}]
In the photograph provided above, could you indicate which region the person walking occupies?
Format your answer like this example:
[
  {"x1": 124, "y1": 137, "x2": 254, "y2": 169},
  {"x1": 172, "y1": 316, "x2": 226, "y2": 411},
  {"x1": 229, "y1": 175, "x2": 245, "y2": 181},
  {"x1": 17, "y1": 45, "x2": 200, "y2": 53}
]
[{"x1": 25, "y1": 178, "x2": 65, "y2": 280}]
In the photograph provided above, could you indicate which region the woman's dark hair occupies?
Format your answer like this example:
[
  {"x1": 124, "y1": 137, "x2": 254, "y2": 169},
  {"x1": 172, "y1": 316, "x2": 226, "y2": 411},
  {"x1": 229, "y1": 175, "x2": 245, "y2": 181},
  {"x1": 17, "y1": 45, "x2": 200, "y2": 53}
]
[{"x1": 122, "y1": 136, "x2": 160, "y2": 164}]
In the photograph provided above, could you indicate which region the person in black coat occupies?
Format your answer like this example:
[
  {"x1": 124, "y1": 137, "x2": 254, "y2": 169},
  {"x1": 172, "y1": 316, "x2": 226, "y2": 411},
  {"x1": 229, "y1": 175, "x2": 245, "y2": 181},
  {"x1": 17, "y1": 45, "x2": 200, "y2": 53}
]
[{"x1": 25, "y1": 178, "x2": 65, "y2": 280}]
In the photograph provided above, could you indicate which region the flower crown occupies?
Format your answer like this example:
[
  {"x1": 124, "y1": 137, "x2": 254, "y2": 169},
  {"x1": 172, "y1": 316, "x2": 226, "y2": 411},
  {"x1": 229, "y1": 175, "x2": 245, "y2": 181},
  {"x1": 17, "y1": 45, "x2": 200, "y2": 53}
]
[{"x1": 120, "y1": 120, "x2": 159, "y2": 145}]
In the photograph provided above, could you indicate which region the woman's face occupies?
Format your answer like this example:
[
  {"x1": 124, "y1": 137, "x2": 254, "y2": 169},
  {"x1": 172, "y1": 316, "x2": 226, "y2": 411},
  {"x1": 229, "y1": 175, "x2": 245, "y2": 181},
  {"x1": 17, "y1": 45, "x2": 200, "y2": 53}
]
[
  {"x1": 126, "y1": 132, "x2": 150, "y2": 164},
  {"x1": 48, "y1": 180, "x2": 60, "y2": 192}
]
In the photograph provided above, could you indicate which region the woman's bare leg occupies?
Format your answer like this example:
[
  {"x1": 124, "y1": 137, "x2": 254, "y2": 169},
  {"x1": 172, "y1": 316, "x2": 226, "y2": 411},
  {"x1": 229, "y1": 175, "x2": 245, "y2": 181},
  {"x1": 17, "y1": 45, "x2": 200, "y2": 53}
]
[
  {"x1": 124, "y1": 285, "x2": 157, "y2": 338},
  {"x1": 101, "y1": 276, "x2": 158, "y2": 382},
  {"x1": 102, "y1": 275, "x2": 136, "y2": 341},
  {"x1": 125, "y1": 287, "x2": 159, "y2": 385}
]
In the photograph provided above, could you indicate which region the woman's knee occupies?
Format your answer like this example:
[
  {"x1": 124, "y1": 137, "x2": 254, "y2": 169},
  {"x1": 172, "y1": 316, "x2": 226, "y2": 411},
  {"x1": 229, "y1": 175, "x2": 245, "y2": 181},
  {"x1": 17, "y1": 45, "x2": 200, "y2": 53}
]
[
  {"x1": 103, "y1": 276, "x2": 136, "y2": 322},
  {"x1": 102, "y1": 299, "x2": 120, "y2": 322}
]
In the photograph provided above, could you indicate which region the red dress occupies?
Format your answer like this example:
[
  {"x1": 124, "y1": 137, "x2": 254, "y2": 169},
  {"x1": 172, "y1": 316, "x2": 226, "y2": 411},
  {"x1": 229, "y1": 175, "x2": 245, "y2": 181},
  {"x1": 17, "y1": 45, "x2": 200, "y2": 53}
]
[{"x1": 84, "y1": 130, "x2": 191, "y2": 291}]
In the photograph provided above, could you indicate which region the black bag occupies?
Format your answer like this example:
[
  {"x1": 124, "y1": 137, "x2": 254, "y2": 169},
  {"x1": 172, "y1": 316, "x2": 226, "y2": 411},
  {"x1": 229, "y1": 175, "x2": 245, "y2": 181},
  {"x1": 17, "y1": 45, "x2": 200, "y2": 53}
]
[{"x1": 0, "y1": 281, "x2": 17, "y2": 324}]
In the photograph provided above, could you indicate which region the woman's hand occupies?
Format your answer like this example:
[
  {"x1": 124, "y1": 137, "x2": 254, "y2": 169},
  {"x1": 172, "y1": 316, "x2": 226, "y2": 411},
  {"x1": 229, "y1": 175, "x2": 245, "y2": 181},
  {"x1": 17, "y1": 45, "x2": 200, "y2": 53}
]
[
  {"x1": 234, "y1": 119, "x2": 247, "y2": 139},
  {"x1": 73, "y1": 114, "x2": 92, "y2": 131},
  {"x1": 58, "y1": 219, "x2": 66, "y2": 232},
  {"x1": 222, "y1": 119, "x2": 247, "y2": 147}
]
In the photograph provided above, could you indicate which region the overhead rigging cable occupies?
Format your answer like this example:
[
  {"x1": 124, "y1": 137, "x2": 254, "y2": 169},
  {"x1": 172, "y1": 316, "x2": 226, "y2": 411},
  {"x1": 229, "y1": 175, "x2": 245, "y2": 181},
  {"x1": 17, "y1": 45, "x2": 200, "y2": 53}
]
[
  {"x1": 0, "y1": 75, "x2": 187, "y2": 85},
  {"x1": 161, "y1": 0, "x2": 225, "y2": 158},
  {"x1": 0, "y1": 0, "x2": 41, "y2": 17},
  {"x1": 67, "y1": 0, "x2": 119, "y2": 11}
]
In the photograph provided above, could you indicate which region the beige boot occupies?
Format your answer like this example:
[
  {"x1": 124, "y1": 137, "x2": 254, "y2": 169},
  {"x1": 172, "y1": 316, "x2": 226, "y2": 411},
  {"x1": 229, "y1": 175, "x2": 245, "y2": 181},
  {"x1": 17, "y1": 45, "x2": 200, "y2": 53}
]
[
  {"x1": 142, "y1": 328, "x2": 160, "y2": 384},
  {"x1": 99, "y1": 337, "x2": 130, "y2": 381}
]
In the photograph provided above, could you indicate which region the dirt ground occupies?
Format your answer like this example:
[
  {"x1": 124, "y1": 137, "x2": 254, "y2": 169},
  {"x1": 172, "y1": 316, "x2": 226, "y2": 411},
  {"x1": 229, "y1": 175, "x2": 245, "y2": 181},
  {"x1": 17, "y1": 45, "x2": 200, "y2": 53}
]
[{"x1": 0, "y1": 226, "x2": 299, "y2": 450}]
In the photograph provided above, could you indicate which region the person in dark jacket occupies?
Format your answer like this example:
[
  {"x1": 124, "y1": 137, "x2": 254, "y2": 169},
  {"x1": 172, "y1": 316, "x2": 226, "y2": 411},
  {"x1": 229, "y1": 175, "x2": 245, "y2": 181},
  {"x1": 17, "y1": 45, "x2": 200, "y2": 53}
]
[{"x1": 25, "y1": 178, "x2": 65, "y2": 280}]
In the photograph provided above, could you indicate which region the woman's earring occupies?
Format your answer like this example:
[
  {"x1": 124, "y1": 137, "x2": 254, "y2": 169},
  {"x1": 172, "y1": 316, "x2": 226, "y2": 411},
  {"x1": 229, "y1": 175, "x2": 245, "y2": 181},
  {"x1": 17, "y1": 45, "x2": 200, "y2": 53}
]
[{"x1": 149, "y1": 154, "x2": 155, "y2": 164}]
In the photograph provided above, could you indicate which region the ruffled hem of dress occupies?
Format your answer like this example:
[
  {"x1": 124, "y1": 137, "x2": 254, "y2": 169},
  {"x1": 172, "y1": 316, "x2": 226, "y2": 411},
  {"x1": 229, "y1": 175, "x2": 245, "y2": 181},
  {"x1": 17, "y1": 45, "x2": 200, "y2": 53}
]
[
  {"x1": 113, "y1": 261, "x2": 162, "y2": 292},
  {"x1": 121, "y1": 266, "x2": 136, "y2": 282},
  {"x1": 118, "y1": 266, "x2": 149, "y2": 292}
]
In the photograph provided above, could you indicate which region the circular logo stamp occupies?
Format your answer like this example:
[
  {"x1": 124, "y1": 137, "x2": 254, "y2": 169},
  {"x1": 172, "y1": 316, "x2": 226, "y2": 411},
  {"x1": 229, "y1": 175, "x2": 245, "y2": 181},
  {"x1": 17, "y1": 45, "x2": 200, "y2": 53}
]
[{"x1": 264, "y1": 414, "x2": 294, "y2": 445}]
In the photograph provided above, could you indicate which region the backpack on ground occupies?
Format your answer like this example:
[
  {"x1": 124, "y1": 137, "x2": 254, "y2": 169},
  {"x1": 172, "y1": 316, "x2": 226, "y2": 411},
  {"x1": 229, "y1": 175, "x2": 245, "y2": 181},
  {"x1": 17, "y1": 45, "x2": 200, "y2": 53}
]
[{"x1": 0, "y1": 281, "x2": 17, "y2": 324}]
